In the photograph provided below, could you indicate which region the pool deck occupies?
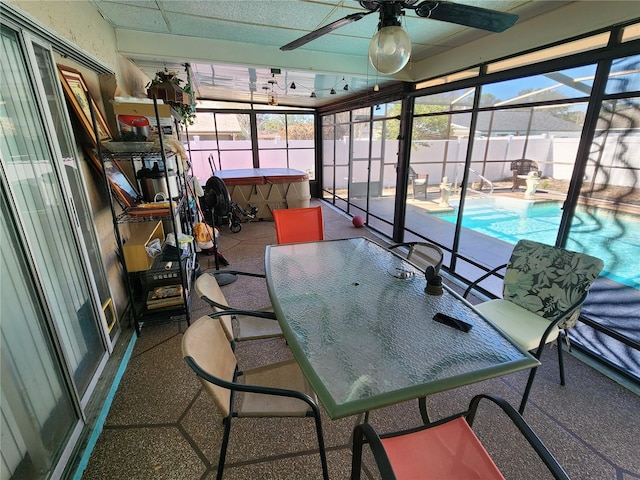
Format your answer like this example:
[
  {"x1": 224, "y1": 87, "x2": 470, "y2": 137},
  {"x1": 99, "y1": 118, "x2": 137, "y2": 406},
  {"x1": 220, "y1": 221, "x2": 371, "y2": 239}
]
[{"x1": 408, "y1": 186, "x2": 640, "y2": 216}]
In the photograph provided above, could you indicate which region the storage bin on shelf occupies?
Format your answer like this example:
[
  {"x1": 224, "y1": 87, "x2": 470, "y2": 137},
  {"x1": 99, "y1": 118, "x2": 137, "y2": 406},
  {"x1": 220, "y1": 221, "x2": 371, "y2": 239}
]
[{"x1": 122, "y1": 221, "x2": 164, "y2": 272}]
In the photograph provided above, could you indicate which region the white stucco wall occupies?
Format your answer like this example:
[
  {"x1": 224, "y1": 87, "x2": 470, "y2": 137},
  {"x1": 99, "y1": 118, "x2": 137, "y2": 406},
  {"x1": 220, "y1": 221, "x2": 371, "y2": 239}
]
[
  {"x1": 11, "y1": 0, "x2": 119, "y2": 70},
  {"x1": 9, "y1": 0, "x2": 149, "y2": 99}
]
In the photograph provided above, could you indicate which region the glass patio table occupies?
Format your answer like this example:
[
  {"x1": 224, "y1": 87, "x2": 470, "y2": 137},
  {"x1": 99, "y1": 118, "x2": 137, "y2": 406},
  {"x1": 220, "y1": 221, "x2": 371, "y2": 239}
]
[{"x1": 265, "y1": 237, "x2": 539, "y2": 420}]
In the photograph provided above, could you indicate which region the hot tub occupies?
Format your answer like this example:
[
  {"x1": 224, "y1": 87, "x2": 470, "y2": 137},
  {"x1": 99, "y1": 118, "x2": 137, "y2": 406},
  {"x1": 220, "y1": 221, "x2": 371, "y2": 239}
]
[{"x1": 215, "y1": 168, "x2": 310, "y2": 219}]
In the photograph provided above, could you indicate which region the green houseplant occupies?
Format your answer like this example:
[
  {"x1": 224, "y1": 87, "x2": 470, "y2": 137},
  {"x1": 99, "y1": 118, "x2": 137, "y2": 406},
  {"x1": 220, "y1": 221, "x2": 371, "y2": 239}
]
[{"x1": 146, "y1": 69, "x2": 196, "y2": 125}]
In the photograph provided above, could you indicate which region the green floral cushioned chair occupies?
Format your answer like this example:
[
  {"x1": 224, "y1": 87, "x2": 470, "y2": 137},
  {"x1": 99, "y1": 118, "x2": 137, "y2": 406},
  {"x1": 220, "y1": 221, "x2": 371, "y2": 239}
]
[{"x1": 464, "y1": 239, "x2": 604, "y2": 413}]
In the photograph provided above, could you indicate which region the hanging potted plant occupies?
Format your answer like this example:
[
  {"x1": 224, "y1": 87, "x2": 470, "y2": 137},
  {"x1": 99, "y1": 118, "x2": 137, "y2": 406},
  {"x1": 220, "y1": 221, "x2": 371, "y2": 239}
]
[
  {"x1": 146, "y1": 69, "x2": 196, "y2": 125},
  {"x1": 146, "y1": 70, "x2": 191, "y2": 107}
]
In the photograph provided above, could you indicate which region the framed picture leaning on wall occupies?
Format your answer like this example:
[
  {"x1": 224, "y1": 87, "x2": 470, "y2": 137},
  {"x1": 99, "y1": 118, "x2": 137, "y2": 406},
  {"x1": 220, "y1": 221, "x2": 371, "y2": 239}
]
[
  {"x1": 57, "y1": 64, "x2": 112, "y2": 146},
  {"x1": 57, "y1": 64, "x2": 140, "y2": 208}
]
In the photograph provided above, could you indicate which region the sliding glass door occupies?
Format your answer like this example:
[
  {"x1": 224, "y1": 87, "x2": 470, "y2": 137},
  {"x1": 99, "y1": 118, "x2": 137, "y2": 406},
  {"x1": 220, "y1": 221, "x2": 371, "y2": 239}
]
[
  {"x1": 1, "y1": 24, "x2": 106, "y2": 397},
  {"x1": 1, "y1": 193, "x2": 80, "y2": 479},
  {"x1": 1, "y1": 23, "x2": 108, "y2": 478},
  {"x1": 29, "y1": 39, "x2": 118, "y2": 343}
]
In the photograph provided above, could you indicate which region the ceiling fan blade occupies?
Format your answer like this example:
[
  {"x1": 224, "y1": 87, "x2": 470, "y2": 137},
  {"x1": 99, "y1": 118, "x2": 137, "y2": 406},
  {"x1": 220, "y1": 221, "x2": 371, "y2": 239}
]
[
  {"x1": 414, "y1": 1, "x2": 518, "y2": 33},
  {"x1": 280, "y1": 10, "x2": 377, "y2": 51}
]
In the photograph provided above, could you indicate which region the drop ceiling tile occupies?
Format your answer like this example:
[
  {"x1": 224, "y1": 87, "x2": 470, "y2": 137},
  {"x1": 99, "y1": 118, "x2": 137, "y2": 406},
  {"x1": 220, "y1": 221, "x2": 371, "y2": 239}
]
[
  {"x1": 93, "y1": 1, "x2": 170, "y2": 33},
  {"x1": 163, "y1": 13, "x2": 300, "y2": 48},
  {"x1": 158, "y1": 0, "x2": 362, "y2": 31}
]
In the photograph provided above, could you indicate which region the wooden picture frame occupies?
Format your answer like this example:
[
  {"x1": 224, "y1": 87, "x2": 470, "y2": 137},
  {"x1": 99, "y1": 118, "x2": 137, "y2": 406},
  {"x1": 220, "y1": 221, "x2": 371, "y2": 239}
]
[
  {"x1": 85, "y1": 149, "x2": 141, "y2": 208},
  {"x1": 57, "y1": 64, "x2": 141, "y2": 208},
  {"x1": 57, "y1": 64, "x2": 112, "y2": 146}
]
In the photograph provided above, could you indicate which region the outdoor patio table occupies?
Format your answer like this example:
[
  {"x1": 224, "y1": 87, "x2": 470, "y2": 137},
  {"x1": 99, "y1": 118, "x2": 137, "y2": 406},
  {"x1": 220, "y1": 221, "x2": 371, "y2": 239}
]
[{"x1": 265, "y1": 237, "x2": 539, "y2": 420}]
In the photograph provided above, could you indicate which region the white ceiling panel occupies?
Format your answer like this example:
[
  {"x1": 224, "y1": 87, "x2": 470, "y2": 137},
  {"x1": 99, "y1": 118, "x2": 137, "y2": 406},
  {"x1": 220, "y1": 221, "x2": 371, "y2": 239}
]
[{"x1": 94, "y1": 2, "x2": 170, "y2": 33}]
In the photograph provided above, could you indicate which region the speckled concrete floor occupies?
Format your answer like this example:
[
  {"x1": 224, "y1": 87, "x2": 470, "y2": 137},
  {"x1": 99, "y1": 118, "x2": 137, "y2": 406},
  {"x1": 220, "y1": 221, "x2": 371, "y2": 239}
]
[{"x1": 81, "y1": 200, "x2": 639, "y2": 480}]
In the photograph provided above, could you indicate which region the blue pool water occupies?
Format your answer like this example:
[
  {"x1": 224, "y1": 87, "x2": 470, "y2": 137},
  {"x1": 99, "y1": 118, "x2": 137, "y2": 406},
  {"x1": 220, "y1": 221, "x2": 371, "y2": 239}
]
[{"x1": 433, "y1": 198, "x2": 639, "y2": 289}]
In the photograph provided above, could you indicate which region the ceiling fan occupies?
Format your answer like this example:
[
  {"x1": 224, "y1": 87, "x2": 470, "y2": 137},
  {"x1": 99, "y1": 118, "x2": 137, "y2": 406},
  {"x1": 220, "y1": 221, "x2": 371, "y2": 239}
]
[{"x1": 281, "y1": 1, "x2": 519, "y2": 74}]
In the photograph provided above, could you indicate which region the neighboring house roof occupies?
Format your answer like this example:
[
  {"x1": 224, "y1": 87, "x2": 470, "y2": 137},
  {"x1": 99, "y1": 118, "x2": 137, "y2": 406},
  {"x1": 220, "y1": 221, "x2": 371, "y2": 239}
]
[
  {"x1": 453, "y1": 110, "x2": 581, "y2": 135},
  {"x1": 188, "y1": 112, "x2": 242, "y2": 135}
]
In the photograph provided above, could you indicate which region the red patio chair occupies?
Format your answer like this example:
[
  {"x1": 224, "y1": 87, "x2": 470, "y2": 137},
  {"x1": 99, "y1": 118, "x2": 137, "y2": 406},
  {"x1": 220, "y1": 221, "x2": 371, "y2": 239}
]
[
  {"x1": 350, "y1": 394, "x2": 570, "y2": 480},
  {"x1": 272, "y1": 205, "x2": 324, "y2": 244}
]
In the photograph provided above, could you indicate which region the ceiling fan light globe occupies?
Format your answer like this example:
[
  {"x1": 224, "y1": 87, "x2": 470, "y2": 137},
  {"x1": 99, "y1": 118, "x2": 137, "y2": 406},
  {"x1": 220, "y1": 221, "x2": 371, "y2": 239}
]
[{"x1": 368, "y1": 25, "x2": 411, "y2": 75}]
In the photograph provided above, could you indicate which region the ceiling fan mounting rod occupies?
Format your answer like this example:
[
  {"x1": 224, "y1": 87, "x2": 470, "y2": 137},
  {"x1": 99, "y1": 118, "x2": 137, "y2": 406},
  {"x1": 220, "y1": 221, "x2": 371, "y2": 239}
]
[{"x1": 378, "y1": 2, "x2": 404, "y2": 29}]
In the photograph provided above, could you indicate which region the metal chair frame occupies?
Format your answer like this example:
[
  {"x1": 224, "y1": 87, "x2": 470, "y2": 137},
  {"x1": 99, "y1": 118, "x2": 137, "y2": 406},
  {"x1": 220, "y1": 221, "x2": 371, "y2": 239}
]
[
  {"x1": 183, "y1": 311, "x2": 329, "y2": 480},
  {"x1": 511, "y1": 159, "x2": 540, "y2": 191},
  {"x1": 387, "y1": 241, "x2": 444, "y2": 274},
  {"x1": 351, "y1": 394, "x2": 570, "y2": 480},
  {"x1": 194, "y1": 271, "x2": 283, "y2": 347},
  {"x1": 409, "y1": 168, "x2": 429, "y2": 200},
  {"x1": 463, "y1": 247, "x2": 598, "y2": 414}
]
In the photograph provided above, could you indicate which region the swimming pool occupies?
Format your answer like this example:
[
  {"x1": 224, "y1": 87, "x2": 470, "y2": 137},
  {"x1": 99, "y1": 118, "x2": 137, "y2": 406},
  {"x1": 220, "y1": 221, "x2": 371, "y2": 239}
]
[{"x1": 432, "y1": 197, "x2": 639, "y2": 289}]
